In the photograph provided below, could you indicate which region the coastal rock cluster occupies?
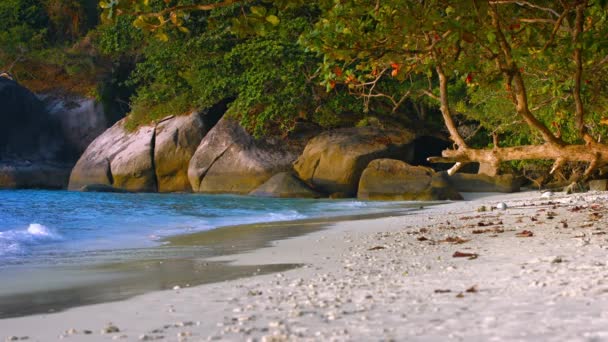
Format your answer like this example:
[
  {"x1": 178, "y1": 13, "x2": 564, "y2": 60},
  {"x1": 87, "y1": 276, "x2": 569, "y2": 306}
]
[{"x1": 2, "y1": 79, "x2": 523, "y2": 198}]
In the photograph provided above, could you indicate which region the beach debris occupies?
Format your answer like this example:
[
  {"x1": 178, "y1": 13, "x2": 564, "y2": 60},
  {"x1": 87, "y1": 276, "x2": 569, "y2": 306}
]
[
  {"x1": 541, "y1": 191, "x2": 554, "y2": 198},
  {"x1": 560, "y1": 220, "x2": 568, "y2": 228},
  {"x1": 439, "y1": 236, "x2": 470, "y2": 244},
  {"x1": 367, "y1": 246, "x2": 386, "y2": 251},
  {"x1": 172, "y1": 285, "x2": 181, "y2": 290},
  {"x1": 472, "y1": 228, "x2": 504, "y2": 234},
  {"x1": 434, "y1": 289, "x2": 451, "y2": 293},
  {"x1": 496, "y1": 202, "x2": 508, "y2": 210},
  {"x1": 452, "y1": 251, "x2": 479, "y2": 260},
  {"x1": 466, "y1": 285, "x2": 478, "y2": 293},
  {"x1": 101, "y1": 324, "x2": 120, "y2": 334},
  {"x1": 248, "y1": 290, "x2": 263, "y2": 296},
  {"x1": 516, "y1": 230, "x2": 534, "y2": 237},
  {"x1": 552, "y1": 257, "x2": 564, "y2": 264},
  {"x1": 417, "y1": 236, "x2": 429, "y2": 241},
  {"x1": 455, "y1": 292, "x2": 465, "y2": 298},
  {"x1": 477, "y1": 205, "x2": 488, "y2": 212}
]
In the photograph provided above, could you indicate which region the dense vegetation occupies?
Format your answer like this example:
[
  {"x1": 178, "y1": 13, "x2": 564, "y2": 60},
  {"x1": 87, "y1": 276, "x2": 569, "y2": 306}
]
[{"x1": 3, "y1": 0, "x2": 608, "y2": 181}]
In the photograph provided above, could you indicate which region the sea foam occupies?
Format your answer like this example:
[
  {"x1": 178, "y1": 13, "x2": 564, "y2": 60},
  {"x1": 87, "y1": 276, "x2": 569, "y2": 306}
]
[{"x1": 0, "y1": 224, "x2": 61, "y2": 256}]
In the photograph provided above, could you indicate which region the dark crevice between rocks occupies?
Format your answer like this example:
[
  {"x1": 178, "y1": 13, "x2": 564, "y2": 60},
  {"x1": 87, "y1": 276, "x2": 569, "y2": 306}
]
[
  {"x1": 105, "y1": 158, "x2": 114, "y2": 186},
  {"x1": 411, "y1": 135, "x2": 452, "y2": 168},
  {"x1": 150, "y1": 124, "x2": 159, "y2": 192},
  {"x1": 200, "y1": 98, "x2": 233, "y2": 130}
]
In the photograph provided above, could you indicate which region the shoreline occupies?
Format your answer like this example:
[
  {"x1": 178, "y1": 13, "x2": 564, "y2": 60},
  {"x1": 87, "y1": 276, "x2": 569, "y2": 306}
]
[
  {"x1": 3, "y1": 191, "x2": 608, "y2": 340},
  {"x1": 0, "y1": 200, "x2": 424, "y2": 319}
]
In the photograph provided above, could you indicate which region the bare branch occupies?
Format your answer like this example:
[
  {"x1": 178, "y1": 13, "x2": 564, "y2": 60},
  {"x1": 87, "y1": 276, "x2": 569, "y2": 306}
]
[
  {"x1": 488, "y1": 1, "x2": 560, "y2": 17},
  {"x1": 542, "y1": 4, "x2": 572, "y2": 51}
]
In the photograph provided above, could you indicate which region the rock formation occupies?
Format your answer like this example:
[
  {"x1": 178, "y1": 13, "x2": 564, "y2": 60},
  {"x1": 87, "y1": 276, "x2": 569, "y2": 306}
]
[
  {"x1": 293, "y1": 127, "x2": 416, "y2": 197},
  {"x1": 69, "y1": 111, "x2": 212, "y2": 192},
  {"x1": 250, "y1": 172, "x2": 321, "y2": 198},
  {"x1": 357, "y1": 159, "x2": 462, "y2": 201},
  {"x1": 188, "y1": 118, "x2": 298, "y2": 194}
]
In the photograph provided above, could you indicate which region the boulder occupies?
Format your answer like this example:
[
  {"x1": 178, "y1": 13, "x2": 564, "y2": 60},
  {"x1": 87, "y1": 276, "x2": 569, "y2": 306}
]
[
  {"x1": 0, "y1": 78, "x2": 74, "y2": 189},
  {"x1": 589, "y1": 179, "x2": 608, "y2": 191},
  {"x1": 357, "y1": 159, "x2": 462, "y2": 201},
  {"x1": 188, "y1": 118, "x2": 298, "y2": 194},
  {"x1": 0, "y1": 162, "x2": 71, "y2": 189},
  {"x1": 0, "y1": 78, "x2": 66, "y2": 161},
  {"x1": 154, "y1": 113, "x2": 209, "y2": 192},
  {"x1": 69, "y1": 111, "x2": 219, "y2": 193},
  {"x1": 293, "y1": 127, "x2": 416, "y2": 196},
  {"x1": 109, "y1": 125, "x2": 156, "y2": 192},
  {"x1": 250, "y1": 172, "x2": 321, "y2": 198},
  {"x1": 42, "y1": 93, "x2": 110, "y2": 155},
  {"x1": 68, "y1": 118, "x2": 154, "y2": 191},
  {"x1": 447, "y1": 173, "x2": 520, "y2": 193}
]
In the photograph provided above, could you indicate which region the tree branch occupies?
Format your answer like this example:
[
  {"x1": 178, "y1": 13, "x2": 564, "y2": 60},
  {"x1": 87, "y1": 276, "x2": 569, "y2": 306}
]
[{"x1": 489, "y1": 4, "x2": 564, "y2": 146}]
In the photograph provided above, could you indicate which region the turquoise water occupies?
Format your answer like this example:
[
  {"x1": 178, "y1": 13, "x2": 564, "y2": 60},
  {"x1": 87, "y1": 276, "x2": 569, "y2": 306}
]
[
  {"x1": 0, "y1": 190, "x2": 416, "y2": 268},
  {"x1": 0, "y1": 190, "x2": 430, "y2": 317}
]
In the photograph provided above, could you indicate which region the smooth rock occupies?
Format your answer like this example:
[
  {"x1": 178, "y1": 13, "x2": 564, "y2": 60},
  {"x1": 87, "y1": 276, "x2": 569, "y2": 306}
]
[
  {"x1": 249, "y1": 172, "x2": 321, "y2": 198},
  {"x1": 68, "y1": 118, "x2": 153, "y2": 190},
  {"x1": 70, "y1": 112, "x2": 209, "y2": 192},
  {"x1": 357, "y1": 159, "x2": 462, "y2": 201},
  {"x1": 293, "y1": 127, "x2": 416, "y2": 197},
  {"x1": 42, "y1": 93, "x2": 111, "y2": 154},
  {"x1": 541, "y1": 191, "x2": 554, "y2": 198},
  {"x1": 496, "y1": 202, "x2": 508, "y2": 210},
  {"x1": 0, "y1": 77, "x2": 66, "y2": 161},
  {"x1": 188, "y1": 118, "x2": 297, "y2": 194},
  {"x1": 589, "y1": 179, "x2": 608, "y2": 191},
  {"x1": 154, "y1": 112, "x2": 210, "y2": 192},
  {"x1": 0, "y1": 162, "x2": 71, "y2": 189}
]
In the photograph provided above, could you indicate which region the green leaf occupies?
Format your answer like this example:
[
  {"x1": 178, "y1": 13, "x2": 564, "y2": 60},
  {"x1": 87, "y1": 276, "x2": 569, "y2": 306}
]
[
  {"x1": 155, "y1": 32, "x2": 169, "y2": 42},
  {"x1": 487, "y1": 32, "x2": 496, "y2": 44},
  {"x1": 251, "y1": 6, "x2": 267, "y2": 17},
  {"x1": 266, "y1": 15, "x2": 280, "y2": 26}
]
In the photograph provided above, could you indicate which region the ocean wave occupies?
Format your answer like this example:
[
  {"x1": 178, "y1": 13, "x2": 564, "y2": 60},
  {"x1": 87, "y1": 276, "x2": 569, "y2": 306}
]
[{"x1": 0, "y1": 224, "x2": 62, "y2": 256}]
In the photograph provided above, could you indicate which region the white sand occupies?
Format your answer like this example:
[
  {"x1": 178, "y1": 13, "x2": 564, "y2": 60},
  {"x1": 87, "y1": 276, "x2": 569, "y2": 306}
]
[{"x1": 3, "y1": 191, "x2": 608, "y2": 341}]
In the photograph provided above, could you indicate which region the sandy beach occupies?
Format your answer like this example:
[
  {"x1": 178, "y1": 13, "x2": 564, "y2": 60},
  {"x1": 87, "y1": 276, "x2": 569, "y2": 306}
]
[{"x1": 3, "y1": 190, "x2": 608, "y2": 341}]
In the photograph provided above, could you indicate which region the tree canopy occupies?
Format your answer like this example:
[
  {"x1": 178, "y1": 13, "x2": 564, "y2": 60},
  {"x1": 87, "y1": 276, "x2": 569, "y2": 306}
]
[{"x1": 4, "y1": 0, "x2": 608, "y2": 180}]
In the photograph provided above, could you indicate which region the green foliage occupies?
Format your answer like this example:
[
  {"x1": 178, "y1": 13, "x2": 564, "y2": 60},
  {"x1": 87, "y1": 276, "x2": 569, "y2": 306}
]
[
  {"x1": 123, "y1": 2, "x2": 336, "y2": 136},
  {"x1": 0, "y1": 0, "x2": 49, "y2": 66},
  {"x1": 95, "y1": 15, "x2": 144, "y2": 56}
]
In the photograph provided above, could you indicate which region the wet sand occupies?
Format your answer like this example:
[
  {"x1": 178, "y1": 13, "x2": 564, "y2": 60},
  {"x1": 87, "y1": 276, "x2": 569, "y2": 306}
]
[{"x1": 0, "y1": 207, "x2": 419, "y2": 319}]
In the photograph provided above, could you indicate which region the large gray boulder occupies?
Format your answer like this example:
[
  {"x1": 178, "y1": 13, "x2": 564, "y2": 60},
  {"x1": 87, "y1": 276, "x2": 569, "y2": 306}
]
[
  {"x1": 249, "y1": 172, "x2": 321, "y2": 198},
  {"x1": 188, "y1": 118, "x2": 297, "y2": 194},
  {"x1": 69, "y1": 111, "x2": 216, "y2": 192},
  {"x1": 42, "y1": 93, "x2": 109, "y2": 155},
  {"x1": 0, "y1": 78, "x2": 67, "y2": 161},
  {"x1": 357, "y1": 159, "x2": 462, "y2": 201},
  {"x1": 68, "y1": 118, "x2": 155, "y2": 191},
  {"x1": 0, "y1": 78, "x2": 74, "y2": 189},
  {"x1": 293, "y1": 127, "x2": 416, "y2": 197}
]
